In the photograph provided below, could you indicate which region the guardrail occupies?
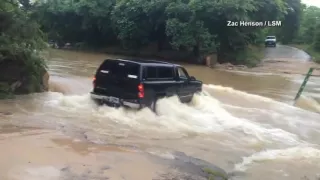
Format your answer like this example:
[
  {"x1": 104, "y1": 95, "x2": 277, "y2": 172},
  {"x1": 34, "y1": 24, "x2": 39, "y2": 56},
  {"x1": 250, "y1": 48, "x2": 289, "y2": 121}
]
[{"x1": 294, "y1": 67, "x2": 320, "y2": 102}]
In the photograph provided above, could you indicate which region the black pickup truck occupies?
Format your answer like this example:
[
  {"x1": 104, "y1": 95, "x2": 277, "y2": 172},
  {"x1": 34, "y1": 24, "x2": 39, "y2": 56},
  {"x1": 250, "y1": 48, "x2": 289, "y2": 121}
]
[{"x1": 90, "y1": 58, "x2": 202, "y2": 111}]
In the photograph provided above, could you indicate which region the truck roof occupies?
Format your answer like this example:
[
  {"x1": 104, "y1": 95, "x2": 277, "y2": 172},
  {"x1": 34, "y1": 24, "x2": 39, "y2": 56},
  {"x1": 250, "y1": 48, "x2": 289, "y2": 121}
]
[{"x1": 107, "y1": 58, "x2": 180, "y2": 67}]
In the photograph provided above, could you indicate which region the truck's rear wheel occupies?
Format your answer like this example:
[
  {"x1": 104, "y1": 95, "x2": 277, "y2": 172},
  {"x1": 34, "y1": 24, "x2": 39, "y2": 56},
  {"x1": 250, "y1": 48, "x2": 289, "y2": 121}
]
[
  {"x1": 185, "y1": 94, "x2": 194, "y2": 103},
  {"x1": 92, "y1": 99, "x2": 103, "y2": 106},
  {"x1": 149, "y1": 98, "x2": 157, "y2": 113}
]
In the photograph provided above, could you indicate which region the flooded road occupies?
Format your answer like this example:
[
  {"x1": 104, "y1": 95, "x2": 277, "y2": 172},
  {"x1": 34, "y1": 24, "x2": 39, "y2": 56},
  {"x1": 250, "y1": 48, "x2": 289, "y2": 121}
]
[{"x1": 1, "y1": 46, "x2": 320, "y2": 180}]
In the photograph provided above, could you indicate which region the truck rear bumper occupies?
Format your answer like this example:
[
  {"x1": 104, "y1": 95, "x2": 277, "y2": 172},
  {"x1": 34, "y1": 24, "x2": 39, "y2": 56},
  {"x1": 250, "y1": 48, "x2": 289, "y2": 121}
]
[{"x1": 90, "y1": 92, "x2": 140, "y2": 109}]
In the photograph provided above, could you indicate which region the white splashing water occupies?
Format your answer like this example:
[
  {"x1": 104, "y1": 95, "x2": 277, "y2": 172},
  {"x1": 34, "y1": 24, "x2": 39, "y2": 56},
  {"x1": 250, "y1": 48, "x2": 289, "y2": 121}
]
[
  {"x1": 295, "y1": 95, "x2": 320, "y2": 113},
  {"x1": 235, "y1": 146, "x2": 320, "y2": 172},
  {"x1": 41, "y1": 84, "x2": 320, "y2": 172},
  {"x1": 44, "y1": 85, "x2": 306, "y2": 144}
]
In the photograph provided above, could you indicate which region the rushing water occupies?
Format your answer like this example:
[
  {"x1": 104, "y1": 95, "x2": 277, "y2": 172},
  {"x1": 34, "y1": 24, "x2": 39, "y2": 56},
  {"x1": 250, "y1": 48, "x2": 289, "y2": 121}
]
[{"x1": 1, "y1": 48, "x2": 320, "y2": 180}]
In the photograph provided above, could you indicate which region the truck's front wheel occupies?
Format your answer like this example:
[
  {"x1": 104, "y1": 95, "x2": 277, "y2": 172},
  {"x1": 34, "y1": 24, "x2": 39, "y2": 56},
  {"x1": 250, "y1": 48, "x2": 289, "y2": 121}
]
[{"x1": 92, "y1": 98, "x2": 103, "y2": 106}]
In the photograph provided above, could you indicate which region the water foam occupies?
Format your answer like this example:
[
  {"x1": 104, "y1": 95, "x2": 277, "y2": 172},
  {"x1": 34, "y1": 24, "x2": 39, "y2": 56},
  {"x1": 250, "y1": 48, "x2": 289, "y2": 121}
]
[
  {"x1": 295, "y1": 95, "x2": 320, "y2": 113},
  {"x1": 292, "y1": 79, "x2": 317, "y2": 86},
  {"x1": 204, "y1": 84, "x2": 320, "y2": 116},
  {"x1": 44, "y1": 86, "x2": 303, "y2": 145},
  {"x1": 190, "y1": 93, "x2": 301, "y2": 145},
  {"x1": 49, "y1": 76, "x2": 91, "y2": 95},
  {"x1": 235, "y1": 146, "x2": 320, "y2": 171},
  {"x1": 203, "y1": 84, "x2": 274, "y2": 102},
  {"x1": 46, "y1": 93, "x2": 95, "y2": 111}
]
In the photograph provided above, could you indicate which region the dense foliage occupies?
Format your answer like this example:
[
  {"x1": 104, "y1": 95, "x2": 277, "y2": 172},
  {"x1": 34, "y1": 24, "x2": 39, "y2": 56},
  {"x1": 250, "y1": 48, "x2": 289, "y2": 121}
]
[
  {"x1": 291, "y1": 4, "x2": 320, "y2": 63},
  {"x1": 1, "y1": 0, "x2": 318, "y2": 98},
  {"x1": 295, "y1": 5, "x2": 320, "y2": 48},
  {"x1": 0, "y1": 0, "x2": 47, "y2": 98},
  {"x1": 33, "y1": 0, "x2": 302, "y2": 65}
]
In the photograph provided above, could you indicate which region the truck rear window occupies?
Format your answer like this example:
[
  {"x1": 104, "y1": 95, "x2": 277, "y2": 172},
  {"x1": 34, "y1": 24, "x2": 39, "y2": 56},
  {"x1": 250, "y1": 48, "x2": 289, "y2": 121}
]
[{"x1": 98, "y1": 60, "x2": 140, "y2": 79}]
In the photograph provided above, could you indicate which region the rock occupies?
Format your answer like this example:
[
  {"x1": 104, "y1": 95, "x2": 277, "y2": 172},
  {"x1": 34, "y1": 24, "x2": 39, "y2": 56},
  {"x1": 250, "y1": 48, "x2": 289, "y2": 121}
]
[
  {"x1": 146, "y1": 151, "x2": 228, "y2": 180},
  {"x1": 172, "y1": 151, "x2": 229, "y2": 180}
]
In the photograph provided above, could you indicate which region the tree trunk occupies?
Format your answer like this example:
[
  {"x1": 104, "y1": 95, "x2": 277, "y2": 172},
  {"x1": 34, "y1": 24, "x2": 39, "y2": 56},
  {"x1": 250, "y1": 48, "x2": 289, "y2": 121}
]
[{"x1": 193, "y1": 44, "x2": 203, "y2": 64}]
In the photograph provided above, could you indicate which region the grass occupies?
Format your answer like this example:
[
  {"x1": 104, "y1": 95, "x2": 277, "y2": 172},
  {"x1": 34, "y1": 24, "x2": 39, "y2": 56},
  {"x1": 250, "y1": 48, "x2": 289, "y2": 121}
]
[
  {"x1": 203, "y1": 168, "x2": 229, "y2": 180},
  {"x1": 290, "y1": 44, "x2": 320, "y2": 63}
]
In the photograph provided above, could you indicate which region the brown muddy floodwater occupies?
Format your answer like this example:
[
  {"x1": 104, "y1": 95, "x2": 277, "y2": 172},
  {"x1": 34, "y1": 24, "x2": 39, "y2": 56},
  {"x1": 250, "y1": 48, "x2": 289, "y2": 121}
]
[{"x1": 1, "y1": 48, "x2": 320, "y2": 180}]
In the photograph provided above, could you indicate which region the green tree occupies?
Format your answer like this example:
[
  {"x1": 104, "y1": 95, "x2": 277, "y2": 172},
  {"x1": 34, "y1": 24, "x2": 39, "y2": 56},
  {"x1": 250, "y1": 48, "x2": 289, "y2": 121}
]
[
  {"x1": 277, "y1": 0, "x2": 302, "y2": 44},
  {"x1": 164, "y1": 0, "x2": 215, "y2": 62},
  {"x1": 111, "y1": 0, "x2": 153, "y2": 49},
  {"x1": 313, "y1": 24, "x2": 320, "y2": 51},
  {"x1": 33, "y1": 0, "x2": 293, "y2": 66},
  {"x1": 0, "y1": 0, "x2": 47, "y2": 98},
  {"x1": 297, "y1": 6, "x2": 320, "y2": 44}
]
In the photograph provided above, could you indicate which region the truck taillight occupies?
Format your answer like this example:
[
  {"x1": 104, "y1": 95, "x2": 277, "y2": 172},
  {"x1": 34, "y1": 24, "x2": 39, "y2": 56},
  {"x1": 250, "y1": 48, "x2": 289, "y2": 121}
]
[{"x1": 138, "y1": 83, "x2": 144, "y2": 98}]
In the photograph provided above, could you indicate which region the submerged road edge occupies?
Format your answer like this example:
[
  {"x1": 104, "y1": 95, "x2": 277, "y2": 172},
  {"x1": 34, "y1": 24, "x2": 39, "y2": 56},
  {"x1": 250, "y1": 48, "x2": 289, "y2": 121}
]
[{"x1": 0, "y1": 122, "x2": 229, "y2": 180}]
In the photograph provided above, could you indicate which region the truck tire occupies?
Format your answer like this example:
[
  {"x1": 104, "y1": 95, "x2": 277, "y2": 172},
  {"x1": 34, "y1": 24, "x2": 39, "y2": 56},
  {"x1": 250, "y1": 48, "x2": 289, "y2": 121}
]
[
  {"x1": 185, "y1": 94, "x2": 194, "y2": 103},
  {"x1": 149, "y1": 98, "x2": 157, "y2": 113},
  {"x1": 92, "y1": 99, "x2": 103, "y2": 106}
]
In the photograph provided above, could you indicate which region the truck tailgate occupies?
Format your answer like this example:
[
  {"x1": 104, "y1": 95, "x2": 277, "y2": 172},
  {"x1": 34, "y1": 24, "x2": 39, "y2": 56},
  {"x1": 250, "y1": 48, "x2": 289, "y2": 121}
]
[{"x1": 94, "y1": 60, "x2": 141, "y2": 99}]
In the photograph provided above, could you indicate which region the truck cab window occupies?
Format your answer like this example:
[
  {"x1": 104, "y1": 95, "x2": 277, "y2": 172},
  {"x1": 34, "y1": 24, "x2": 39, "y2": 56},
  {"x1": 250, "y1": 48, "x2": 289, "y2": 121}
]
[
  {"x1": 177, "y1": 67, "x2": 188, "y2": 79},
  {"x1": 143, "y1": 66, "x2": 157, "y2": 79},
  {"x1": 158, "y1": 67, "x2": 174, "y2": 79}
]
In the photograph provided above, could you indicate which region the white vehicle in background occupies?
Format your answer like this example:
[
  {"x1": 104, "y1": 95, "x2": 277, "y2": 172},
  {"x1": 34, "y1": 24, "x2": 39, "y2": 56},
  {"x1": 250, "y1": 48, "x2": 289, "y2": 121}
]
[{"x1": 265, "y1": 36, "x2": 277, "y2": 47}]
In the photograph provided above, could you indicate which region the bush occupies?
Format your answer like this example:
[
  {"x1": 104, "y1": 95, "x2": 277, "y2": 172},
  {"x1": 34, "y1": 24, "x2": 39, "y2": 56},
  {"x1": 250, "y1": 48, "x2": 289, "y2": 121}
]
[
  {"x1": 312, "y1": 26, "x2": 320, "y2": 51},
  {"x1": 0, "y1": 0, "x2": 47, "y2": 99}
]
